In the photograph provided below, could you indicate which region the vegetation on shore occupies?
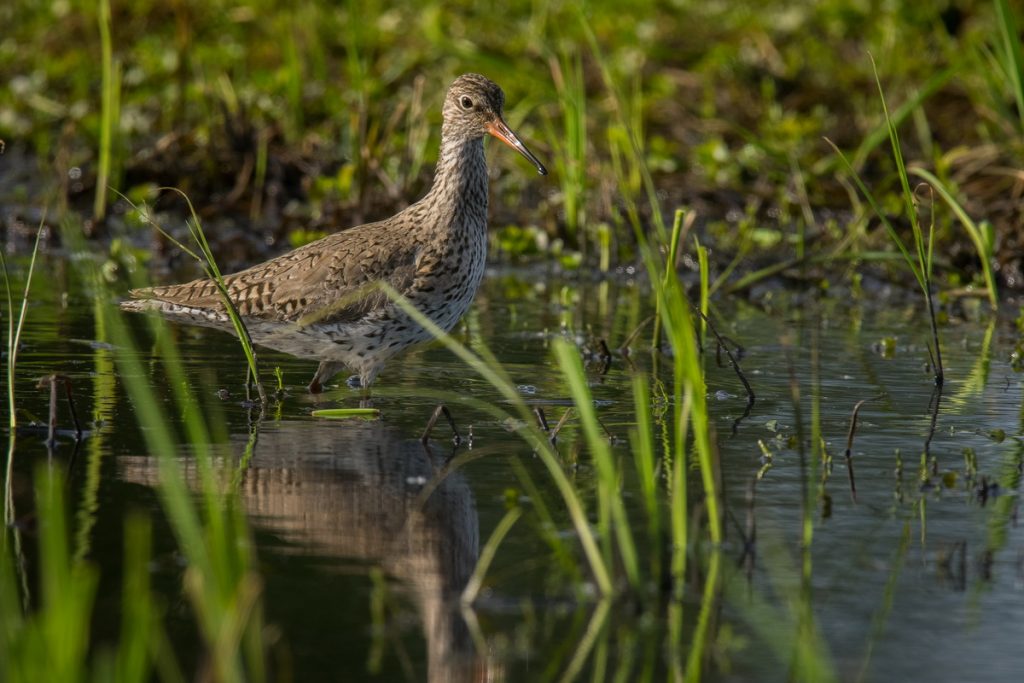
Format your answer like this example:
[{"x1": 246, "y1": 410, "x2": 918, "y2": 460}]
[{"x1": 2, "y1": 0, "x2": 1020, "y2": 292}]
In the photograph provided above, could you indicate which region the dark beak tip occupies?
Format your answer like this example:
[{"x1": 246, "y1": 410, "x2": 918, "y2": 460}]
[{"x1": 489, "y1": 119, "x2": 548, "y2": 177}]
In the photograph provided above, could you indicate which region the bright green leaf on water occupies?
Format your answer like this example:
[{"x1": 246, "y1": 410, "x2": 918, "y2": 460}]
[
  {"x1": 558, "y1": 251, "x2": 583, "y2": 270},
  {"x1": 310, "y1": 408, "x2": 381, "y2": 419},
  {"x1": 750, "y1": 228, "x2": 783, "y2": 248},
  {"x1": 876, "y1": 336, "x2": 897, "y2": 358}
]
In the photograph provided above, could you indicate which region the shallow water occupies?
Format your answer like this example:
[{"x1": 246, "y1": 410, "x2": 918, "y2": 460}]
[{"x1": 4, "y1": 254, "x2": 1023, "y2": 681}]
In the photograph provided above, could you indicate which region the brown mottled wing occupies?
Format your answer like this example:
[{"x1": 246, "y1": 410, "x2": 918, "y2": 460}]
[{"x1": 129, "y1": 222, "x2": 420, "y2": 324}]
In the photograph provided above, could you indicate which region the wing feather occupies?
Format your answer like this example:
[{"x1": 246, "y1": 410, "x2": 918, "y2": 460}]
[{"x1": 129, "y1": 222, "x2": 421, "y2": 325}]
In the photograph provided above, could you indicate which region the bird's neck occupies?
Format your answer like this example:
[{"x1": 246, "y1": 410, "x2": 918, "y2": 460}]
[{"x1": 426, "y1": 136, "x2": 489, "y2": 223}]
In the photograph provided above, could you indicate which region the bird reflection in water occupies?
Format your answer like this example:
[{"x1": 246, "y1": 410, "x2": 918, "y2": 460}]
[{"x1": 119, "y1": 419, "x2": 487, "y2": 681}]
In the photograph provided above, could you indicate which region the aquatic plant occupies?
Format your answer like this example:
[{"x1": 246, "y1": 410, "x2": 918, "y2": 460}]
[
  {"x1": 93, "y1": 0, "x2": 120, "y2": 222},
  {"x1": 2, "y1": 229, "x2": 42, "y2": 444},
  {"x1": 993, "y1": 0, "x2": 1024, "y2": 136},
  {"x1": 384, "y1": 284, "x2": 615, "y2": 595},
  {"x1": 124, "y1": 190, "x2": 268, "y2": 403},
  {"x1": 909, "y1": 167, "x2": 997, "y2": 309},
  {"x1": 93, "y1": 227, "x2": 270, "y2": 682},
  {"x1": 3, "y1": 216, "x2": 275, "y2": 681},
  {"x1": 546, "y1": 50, "x2": 588, "y2": 249},
  {"x1": 828, "y1": 58, "x2": 945, "y2": 385}
]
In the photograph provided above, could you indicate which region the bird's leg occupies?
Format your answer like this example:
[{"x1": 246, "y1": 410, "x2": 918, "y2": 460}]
[
  {"x1": 347, "y1": 364, "x2": 380, "y2": 393},
  {"x1": 308, "y1": 360, "x2": 345, "y2": 393}
]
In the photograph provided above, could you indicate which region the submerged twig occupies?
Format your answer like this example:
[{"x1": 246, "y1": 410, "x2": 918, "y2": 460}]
[
  {"x1": 730, "y1": 476, "x2": 757, "y2": 579},
  {"x1": 594, "y1": 412, "x2": 615, "y2": 442},
  {"x1": 533, "y1": 406, "x2": 550, "y2": 433},
  {"x1": 923, "y1": 384, "x2": 944, "y2": 475},
  {"x1": 617, "y1": 315, "x2": 654, "y2": 356},
  {"x1": 62, "y1": 377, "x2": 83, "y2": 439},
  {"x1": 787, "y1": 358, "x2": 809, "y2": 537},
  {"x1": 548, "y1": 407, "x2": 573, "y2": 443},
  {"x1": 713, "y1": 334, "x2": 745, "y2": 367},
  {"x1": 843, "y1": 395, "x2": 883, "y2": 502},
  {"x1": 730, "y1": 402, "x2": 755, "y2": 437},
  {"x1": 37, "y1": 375, "x2": 82, "y2": 447},
  {"x1": 43, "y1": 375, "x2": 59, "y2": 449},
  {"x1": 421, "y1": 404, "x2": 461, "y2": 446},
  {"x1": 696, "y1": 308, "x2": 755, "y2": 407},
  {"x1": 597, "y1": 339, "x2": 612, "y2": 375}
]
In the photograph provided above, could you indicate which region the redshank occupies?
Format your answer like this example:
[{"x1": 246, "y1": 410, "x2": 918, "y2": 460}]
[{"x1": 122, "y1": 74, "x2": 546, "y2": 392}]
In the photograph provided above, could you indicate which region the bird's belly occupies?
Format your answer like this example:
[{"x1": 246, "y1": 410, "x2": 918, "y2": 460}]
[
  {"x1": 410, "y1": 250, "x2": 485, "y2": 333},
  {"x1": 243, "y1": 304, "x2": 454, "y2": 367}
]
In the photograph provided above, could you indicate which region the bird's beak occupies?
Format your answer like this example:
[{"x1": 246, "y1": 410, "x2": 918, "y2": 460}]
[{"x1": 487, "y1": 118, "x2": 548, "y2": 175}]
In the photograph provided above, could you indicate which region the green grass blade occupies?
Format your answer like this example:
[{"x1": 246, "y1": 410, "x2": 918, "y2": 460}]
[
  {"x1": 129, "y1": 188, "x2": 267, "y2": 402},
  {"x1": 910, "y1": 166, "x2": 998, "y2": 308},
  {"x1": 2, "y1": 220, "x2": 44, "y2": 436},
  {"x1": 847, "y1": 66, "x2": 956, "y2": 170},
  {"x1": 382, "y1": 283, "x2": 613, "y2": 595},
  {"x1": 557, "y1": 600, "x2": 612, "y2": 683},
  {"x1": 554, "y1": 339, "x2": 641, "y2": 591},
  {"x1": 683, "y1": 549, "x2": 722, "y2": 681},
  {"x1": 647, "y1": 242, "x2": 721, "y2": 548},
  {"x1": 825, "y1": 139, "x2": 924, "y2": 289},
  {"x1": 94, "y1": 0, "x2": 116, "y2": 221},
  {"x1": 696, "y1": 236, "x2": 709, "y2": 346},
  {"x1": 177, "y1": 191, "x2": 265, "y2": 402},
  {"x1": 629, "y1": 374, "x2": 660, "y2": 550},
  {"x1": 995, "y1": 0, "x2": 1024, "y2": 134},
  {"x1": 653, "y1": 208, "x2": 688, "y2": 348},
  {"x1": 869, "y1": 55, "x2": 927, "y2": 271},
  {"x1": 461, "y1": 506, "x2": 522, "y2": 606},
  {"x1": 630, "y1": 373, "x2": 662, "y2": 589},
  {"x1": 579, "y1": 10, "x2": 667, "y2": 242},
  {"x1": 117, "y1": 513, "x2": 156, "y2": 683},
  {"x1": 35, "y1": 465, "x2": 100, "y2": 681}
]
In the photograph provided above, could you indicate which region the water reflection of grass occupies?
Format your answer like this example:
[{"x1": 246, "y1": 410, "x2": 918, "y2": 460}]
[
  {"x1": 2, "y1": 217, "x2": 271, "y2": 681},
  {"x1": 2, "y1": 249, "x2": 1018, "y2": 679}
]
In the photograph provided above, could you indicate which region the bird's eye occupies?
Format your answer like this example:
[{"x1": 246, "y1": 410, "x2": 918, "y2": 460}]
[{"x1": 460, "y1": 96, "x2": 474, "y2": 109}]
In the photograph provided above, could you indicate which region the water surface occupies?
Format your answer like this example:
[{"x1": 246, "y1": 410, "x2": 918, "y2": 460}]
[{"x1": 4, "y1": 255, "x2": 1022, "y2": 681}]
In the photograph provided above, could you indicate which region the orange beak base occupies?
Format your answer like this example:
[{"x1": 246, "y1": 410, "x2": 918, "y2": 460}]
[{"x1": 487, "y1": 119, "x2": 548, "y2": 175}]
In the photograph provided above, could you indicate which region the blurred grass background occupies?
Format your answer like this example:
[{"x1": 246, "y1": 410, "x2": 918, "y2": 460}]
[{"x1": 1, "y1": 0, "x2": 1021, "y2": 287}]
